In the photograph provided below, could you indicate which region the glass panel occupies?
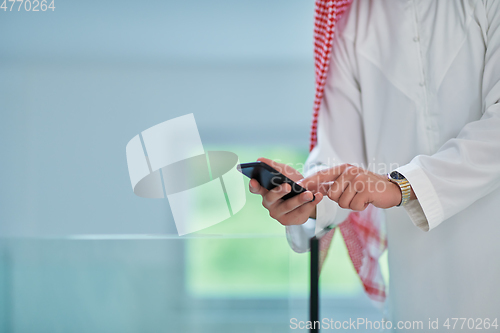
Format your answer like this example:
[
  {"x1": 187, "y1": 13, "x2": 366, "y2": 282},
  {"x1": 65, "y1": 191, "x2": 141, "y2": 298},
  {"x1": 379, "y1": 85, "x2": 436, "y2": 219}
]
[
  {"x1": 0, "y1": 236, "x2": 292, "y2": 333},
  {"x1": 0, "y1": 234, "x2": 386, "y2": 332},
  {"x1": 288, "y1": 232, "x2": 385, "y2": 331}
]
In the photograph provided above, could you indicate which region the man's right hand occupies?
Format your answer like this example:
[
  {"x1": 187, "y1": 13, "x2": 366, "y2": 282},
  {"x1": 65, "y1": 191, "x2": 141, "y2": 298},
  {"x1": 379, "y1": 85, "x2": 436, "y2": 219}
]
[{"x1": 249, "y1": 157, "x2": 324, "y2": 226}]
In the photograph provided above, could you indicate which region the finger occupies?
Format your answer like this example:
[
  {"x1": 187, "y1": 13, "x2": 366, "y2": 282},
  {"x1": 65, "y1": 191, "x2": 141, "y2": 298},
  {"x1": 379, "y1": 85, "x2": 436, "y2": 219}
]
[
  {"x1": 257, "y1": 157, "x2": 286, "y2": 174},
  {"x1": 257, "y1": 157, "x2": 302, "y2": 180},
  {"x1": 281, "y1": 193, "x2": 324, "y2": 225},
  {"x1": 274, "y1": 190, "x2": 315, "y2": 217},
  {"x1": 350, "y1": 193, "x2": 370, "y2": 211},
  {"x1": 312, "y1": 181, "x2": 335, "y2": 196},
  {"x1": 262, "y1": 183, "x2": 291, "y2": 209},
  {"x1": 338, "y1": 183, "x2": 357, "y2": 209},
  {"x1": 249, "y1": 179, "x2": 268, "y2": 196},
  {"x1": 327, "y1": 172, "x2": 353, "y2": 202},
  {"x1": 297, "y1": 164, "x2": 351, "y2": 192}
]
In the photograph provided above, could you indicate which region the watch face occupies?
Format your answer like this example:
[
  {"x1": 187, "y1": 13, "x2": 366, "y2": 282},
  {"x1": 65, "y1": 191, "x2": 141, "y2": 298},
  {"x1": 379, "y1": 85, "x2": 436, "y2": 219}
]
[{"x1": 390, "y1": 171, "x2": 403, "y2": 180}]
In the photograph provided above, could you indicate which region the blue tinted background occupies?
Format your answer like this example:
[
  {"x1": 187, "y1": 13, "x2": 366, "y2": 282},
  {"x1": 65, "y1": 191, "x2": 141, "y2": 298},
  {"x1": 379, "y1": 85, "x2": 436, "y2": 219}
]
[{"x1": 0, "y1": 0, "x2": 315, "y2": 236}]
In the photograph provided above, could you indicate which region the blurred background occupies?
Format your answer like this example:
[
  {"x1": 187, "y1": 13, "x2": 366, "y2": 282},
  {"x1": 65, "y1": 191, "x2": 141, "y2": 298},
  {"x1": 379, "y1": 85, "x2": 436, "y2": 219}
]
[{"x1": 0, "y1": 0, "x2": 385, "y2": 332}]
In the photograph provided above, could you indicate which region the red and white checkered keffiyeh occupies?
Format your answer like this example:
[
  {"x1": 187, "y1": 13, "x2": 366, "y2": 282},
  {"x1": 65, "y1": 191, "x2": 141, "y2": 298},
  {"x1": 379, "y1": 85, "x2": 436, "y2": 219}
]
[{"x1": 312, "y1": 0, "x2": 388, "y2": 307}]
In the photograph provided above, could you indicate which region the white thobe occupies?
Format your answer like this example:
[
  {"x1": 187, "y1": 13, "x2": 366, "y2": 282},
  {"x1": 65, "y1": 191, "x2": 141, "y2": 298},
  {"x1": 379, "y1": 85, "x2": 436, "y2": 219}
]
[{"x1": 287, "y1": 0, "x2": 500, "y2": 330}]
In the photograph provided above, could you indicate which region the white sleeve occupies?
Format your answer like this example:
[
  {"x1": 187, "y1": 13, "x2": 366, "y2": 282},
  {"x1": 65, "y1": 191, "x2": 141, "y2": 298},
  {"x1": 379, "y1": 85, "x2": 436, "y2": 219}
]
[
  {"x1": 286, "y1": 18, "x2": 367, "y2": 252},
  {"x1": 397, "y1": 1, "x2": 500, "y2": 231}
]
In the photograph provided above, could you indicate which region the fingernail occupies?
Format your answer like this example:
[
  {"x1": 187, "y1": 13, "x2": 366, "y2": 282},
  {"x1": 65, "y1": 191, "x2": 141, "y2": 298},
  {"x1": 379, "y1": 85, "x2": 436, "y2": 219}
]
[{"x1": 303, "y1": 191, "x2": 313, "y2": 201}]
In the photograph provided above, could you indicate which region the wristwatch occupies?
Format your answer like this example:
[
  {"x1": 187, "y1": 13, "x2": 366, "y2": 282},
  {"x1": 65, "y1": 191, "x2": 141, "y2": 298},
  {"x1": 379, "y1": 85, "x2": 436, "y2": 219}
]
[{"x1": 387, "y1": 171, "x2": 411, "y2": 207}]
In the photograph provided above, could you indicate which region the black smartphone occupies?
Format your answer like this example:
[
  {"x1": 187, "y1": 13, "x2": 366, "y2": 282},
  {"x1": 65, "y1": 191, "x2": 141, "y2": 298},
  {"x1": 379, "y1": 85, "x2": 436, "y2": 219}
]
[{"x1": 237, "y1": 161, "x2": 314, "y2": 201}]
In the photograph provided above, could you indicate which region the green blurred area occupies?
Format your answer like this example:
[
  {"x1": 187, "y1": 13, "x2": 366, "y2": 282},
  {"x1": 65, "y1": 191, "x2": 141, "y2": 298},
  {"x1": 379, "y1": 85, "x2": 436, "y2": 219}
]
[{"x1": 186, "y1": 146, "x2": 389, "y2": 298}]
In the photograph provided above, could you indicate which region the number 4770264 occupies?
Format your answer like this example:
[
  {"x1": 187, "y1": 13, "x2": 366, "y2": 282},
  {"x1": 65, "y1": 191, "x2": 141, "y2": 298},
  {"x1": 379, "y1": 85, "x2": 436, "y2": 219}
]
[{"x1": 1, "y1": 0, "x2": 55, "y2": 11}]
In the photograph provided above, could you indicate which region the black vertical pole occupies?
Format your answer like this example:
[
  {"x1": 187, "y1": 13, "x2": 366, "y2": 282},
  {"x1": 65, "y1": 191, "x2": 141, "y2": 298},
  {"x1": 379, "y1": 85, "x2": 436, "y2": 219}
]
[{"x1": 310, "y1": 236, "x2": 320, "y2": 333}]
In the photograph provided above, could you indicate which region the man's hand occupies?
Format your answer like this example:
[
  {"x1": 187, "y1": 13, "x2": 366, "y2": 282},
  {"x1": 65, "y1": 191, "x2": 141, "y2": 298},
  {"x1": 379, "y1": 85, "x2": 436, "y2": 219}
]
[
  {"x1": 298, "y1": 164, "x2": 406, "y2": 211},
  {"x1": 249, "y1": 157, "x2": 324, "y2": 225}
]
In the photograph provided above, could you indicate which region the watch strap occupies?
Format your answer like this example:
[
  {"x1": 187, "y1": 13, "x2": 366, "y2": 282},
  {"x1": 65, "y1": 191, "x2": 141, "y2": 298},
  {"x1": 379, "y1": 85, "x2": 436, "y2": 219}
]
[{"x1": 388, "y1": 171, "x2": 411, "y2": 207}]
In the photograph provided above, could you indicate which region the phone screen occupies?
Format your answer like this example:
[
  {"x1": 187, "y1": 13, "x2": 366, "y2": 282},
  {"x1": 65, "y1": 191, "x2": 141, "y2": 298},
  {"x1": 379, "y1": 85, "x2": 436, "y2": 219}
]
[{"x1": 237, "y1": 161, "x2": 313, "y2": 201}]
